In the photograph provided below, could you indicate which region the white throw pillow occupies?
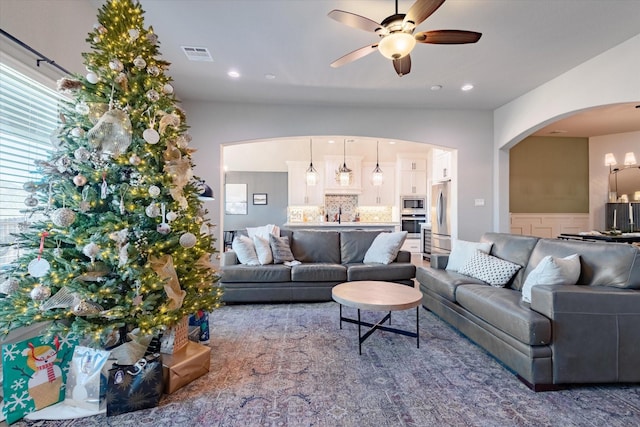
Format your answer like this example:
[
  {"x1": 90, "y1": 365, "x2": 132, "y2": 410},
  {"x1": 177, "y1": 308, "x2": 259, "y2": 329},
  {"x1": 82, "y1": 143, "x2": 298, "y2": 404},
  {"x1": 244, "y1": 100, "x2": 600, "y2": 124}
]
[
  {"x1": 247, "y1": 224, "x2": 280, "y2": 239},
  {"x1": 231, "y1": 235, "x2": 259, "y2": 265},
  {"x1": 521, "y1": 254, "x2": 581, "y2": 303},
  {"x1": 458, "y1": 250, "x2": 522, "y2": 287},
  {"x1": 446, "y1": 239, "x2": 493, "y2": 272},
  {"x1": 253, "y1": 235, "x2": 273, "y2": 265},
  {"x1": 363, "y1": 231, "x2": 408, "y2": 264}
]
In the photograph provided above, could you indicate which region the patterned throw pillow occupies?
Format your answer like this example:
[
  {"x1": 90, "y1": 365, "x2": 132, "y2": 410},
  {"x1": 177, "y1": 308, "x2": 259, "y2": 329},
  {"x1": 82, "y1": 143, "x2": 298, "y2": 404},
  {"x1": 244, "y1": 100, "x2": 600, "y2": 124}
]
[
  {"x1": 458, "y1": 250, "x2": 522, "y2": 287},
  {"x1": 269, "y1": 234, "x2": 295, "y2": 264}
]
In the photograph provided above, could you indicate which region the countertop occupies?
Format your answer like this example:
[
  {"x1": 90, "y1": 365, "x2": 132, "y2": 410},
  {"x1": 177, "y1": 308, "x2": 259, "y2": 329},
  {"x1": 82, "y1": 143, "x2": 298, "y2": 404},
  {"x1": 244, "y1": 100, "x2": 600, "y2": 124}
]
[{"x1": 283, "y1": 222, "x2": 399, "y2": 228}]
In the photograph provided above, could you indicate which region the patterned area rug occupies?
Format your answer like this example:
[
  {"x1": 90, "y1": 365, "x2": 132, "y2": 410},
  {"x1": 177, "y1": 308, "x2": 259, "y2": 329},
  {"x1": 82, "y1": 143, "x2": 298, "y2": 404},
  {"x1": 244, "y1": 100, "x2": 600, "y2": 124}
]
[{"x1": 17, "y1": 302, "x2": 640, "y2": 426}]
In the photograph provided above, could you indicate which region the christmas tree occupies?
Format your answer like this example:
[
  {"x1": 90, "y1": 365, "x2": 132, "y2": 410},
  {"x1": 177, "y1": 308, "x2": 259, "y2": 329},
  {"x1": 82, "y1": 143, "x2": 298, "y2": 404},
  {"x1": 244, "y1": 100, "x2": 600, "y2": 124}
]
[{"x1": 0, "y1": 0, "x2": 222, "y2": 346}]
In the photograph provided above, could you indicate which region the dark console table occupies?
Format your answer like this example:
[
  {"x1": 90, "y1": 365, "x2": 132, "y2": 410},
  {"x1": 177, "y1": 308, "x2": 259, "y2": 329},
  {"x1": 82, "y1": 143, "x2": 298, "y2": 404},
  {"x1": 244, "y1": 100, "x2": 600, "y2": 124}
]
[{"x1": 558, "y1": 233, "x2": 640, "y2": 244}]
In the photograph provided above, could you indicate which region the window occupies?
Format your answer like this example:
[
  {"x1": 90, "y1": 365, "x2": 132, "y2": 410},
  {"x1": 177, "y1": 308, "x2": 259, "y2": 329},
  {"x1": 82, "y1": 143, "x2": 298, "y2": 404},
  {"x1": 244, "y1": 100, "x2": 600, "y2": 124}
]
[{"x1": 0, "y1": 61, "x2": 61, "y2": 267}]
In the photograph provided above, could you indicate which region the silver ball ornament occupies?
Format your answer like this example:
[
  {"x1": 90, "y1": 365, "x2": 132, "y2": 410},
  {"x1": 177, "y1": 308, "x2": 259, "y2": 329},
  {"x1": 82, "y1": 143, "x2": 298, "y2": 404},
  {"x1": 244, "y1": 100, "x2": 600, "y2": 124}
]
[
  {"x1": 73, "y1": 174, "x2": 88, "y2": 187},
  {"x1": 71, "y1": 127, "x2": 85, "y2": 138},
  {"x1": 133, "y1": 56, "x2": 146, "y2": 69},
  {"x1": 179, "y1": 232, "x2": 197, "y2": 248},
  {"x1": 146, "y1": 90, "x2": 160, "y2": 102},
  {"x1": 143, "y1": 128, "x2": 159, "y2": 144},
  {"x1": 145, "y1": 204, "x2": 160, "y2": 218},
  {"x1": 109, "y1": 59, "x2": 124, "y2": 72},
  {"x1": 0, "y1": 278, "x2": 20, "y2": 295},
  {"x1": 128, "y1": 28, "x2": 140, "y2": 40},
  {"x1": 129, "y1": 154, "x2": 141, "y2": 165},
  {"x1": 24, "y1": 195, "x2": 39, "y2": 208},
  {"x1": 157, "y1": 223, "x2": 171, "y2": 235},
  {"x1": 86, "y1": 72, "x2": 99, "y2": 84},
  {"x1": 166, "y1": 211, "x2": 178, "y2": 222},
  {"x1": 147, "y1": 65, "x2": 160, "y2": 76},
  {"x1": 162, "y1": 84, "x2": 174, "y2": 94},
  {"x1": 30, "y1": 284, "x2": 51, "y2": 301},
  {"x1": 51, "y1": 208, "x2": 76, "y2": 227},
  {"x1": 75, "y1": 102, "x2": 90, "y2": 115},
  {"x1": 83, "y1": 242, "x2": 100, "y2": 260},
  {"x1": 148, "y1": 185, "x2": 161, "y2": 197},
  {"x1": 74, "y1": 147, "x2": 91, "y2": 162}
]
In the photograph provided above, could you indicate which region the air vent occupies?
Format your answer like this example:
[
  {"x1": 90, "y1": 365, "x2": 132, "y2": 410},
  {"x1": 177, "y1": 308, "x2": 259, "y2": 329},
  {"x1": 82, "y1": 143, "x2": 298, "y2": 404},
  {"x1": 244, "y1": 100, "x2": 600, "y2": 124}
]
[{"x1": 181, "y1": 46, "x2": 213, "y2": 62}]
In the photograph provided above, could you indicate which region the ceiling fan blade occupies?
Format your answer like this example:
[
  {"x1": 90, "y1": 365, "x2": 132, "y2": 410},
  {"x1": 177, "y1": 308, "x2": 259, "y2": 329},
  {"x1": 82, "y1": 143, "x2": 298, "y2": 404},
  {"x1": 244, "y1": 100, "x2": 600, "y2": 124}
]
[
  {"x1": 415, "y1": 30, "x2": 482, "y2": 44},
  {"x1": 328, "y1": 10, "x2": 382, "y2": 33},
  {"x1": 404, "y1": 0, "x2": 446, "y2": 27},
  {"x1": 330, "y1": 43, "x2": 379, "y2": 68},
  {"x1": 393, "y1": 55, "x2": 411, "y2": 77}
]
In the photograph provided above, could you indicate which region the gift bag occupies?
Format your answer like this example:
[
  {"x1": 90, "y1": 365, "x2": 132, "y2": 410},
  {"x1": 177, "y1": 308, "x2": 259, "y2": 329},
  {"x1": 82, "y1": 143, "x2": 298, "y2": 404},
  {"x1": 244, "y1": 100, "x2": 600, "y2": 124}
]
[
  {"x1": 2, "y1": 333, "x2": 77, "y2": 424},
  {"x1": 159, "y1": 317, "x2": 188, "y2": 354},
  {"x1": 188, "y1": 310, "x2": 210, "y2": 344},
  {"x1": 64, "y1": 346, "x2": 111, "y2": 411},
  {"x1": 106, "y1": 353, "x2": 163, "y2": 417}
]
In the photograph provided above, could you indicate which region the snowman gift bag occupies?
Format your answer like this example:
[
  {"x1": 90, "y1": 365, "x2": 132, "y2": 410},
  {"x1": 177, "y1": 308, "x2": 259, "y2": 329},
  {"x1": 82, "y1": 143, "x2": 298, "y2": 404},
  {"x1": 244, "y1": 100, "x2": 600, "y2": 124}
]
[
  {"x1": 2, "y1": 333, "x2": 77, "y2": 424},
  {"x1": 64, "y1": 346, "x2": 111, "y2": 412}
]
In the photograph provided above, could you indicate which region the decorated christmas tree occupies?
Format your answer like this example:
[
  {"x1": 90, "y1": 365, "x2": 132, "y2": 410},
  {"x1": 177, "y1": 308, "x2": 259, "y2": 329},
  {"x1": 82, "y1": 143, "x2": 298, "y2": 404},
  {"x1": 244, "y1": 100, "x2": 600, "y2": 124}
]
[{"x1": 0, "y1": 0, "x2": 222, "y2": 346}]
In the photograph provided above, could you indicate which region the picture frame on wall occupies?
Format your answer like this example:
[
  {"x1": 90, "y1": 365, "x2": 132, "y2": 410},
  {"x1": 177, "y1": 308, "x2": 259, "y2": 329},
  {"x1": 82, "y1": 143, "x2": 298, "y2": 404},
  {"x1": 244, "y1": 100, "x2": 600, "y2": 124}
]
[
  {"x1": 253, "y1": 193, "x2": 267, "y2": 205},
  {"x1": 225, "y1": 183, "x2": 247, "y2": 215}
]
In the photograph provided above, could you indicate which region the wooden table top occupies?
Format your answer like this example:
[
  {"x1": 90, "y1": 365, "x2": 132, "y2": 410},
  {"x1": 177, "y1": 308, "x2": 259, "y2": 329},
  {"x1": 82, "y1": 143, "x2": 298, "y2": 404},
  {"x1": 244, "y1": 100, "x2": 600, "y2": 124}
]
[{"x1": 332, "y1": 281, "x2": 422, "y2": 312}]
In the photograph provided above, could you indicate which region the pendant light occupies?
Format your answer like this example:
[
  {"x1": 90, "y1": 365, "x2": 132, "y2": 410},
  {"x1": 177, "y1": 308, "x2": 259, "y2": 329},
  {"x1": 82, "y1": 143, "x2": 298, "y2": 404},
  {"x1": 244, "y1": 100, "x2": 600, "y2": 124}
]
[
  {"x1": 372, "y1": 141, "x2": 384, "y2": 186},
  {"x1": 305, "y1": 138, "x2": 318, "y2": 186},
  {"x1": 338, "y1": 139, "x2": 352, "y2": 186}
]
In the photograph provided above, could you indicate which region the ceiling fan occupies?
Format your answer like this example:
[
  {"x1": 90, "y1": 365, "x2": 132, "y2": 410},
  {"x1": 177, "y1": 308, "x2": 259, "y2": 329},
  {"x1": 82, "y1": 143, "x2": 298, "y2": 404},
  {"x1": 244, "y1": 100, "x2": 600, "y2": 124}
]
[{"x1": 328, "y1": 0, "x2": 482, "y2": 76}]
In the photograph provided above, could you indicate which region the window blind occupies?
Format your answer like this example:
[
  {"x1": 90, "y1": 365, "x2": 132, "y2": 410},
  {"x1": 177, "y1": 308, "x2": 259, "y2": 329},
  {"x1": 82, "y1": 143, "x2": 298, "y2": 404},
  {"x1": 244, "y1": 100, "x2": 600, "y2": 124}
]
[{"x1": 0, "y1": 62, "x2": 61, "y2": 267}]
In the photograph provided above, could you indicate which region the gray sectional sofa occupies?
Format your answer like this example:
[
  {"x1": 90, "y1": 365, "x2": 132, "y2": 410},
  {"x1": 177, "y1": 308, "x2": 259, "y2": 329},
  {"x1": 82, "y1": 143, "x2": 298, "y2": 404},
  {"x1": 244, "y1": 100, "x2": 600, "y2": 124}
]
[
  {"x1": 416, "y1": 232, "x2": 640, "y2": 391},
  {"x1": 220, "y1": 229, "x2": 416, "y2": 303}
]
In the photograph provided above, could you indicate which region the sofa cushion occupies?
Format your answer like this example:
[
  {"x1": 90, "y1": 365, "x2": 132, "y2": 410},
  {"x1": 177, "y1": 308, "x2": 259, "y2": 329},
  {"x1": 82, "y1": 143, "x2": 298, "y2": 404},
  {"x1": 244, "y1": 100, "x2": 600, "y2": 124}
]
[
  {"x1": 526, "y1": 238, "x2": 640, "y2": 289},
  {"x1": 290, "y1": 231, "x2": 341, "y2": 263},
  {"x1": 290, "y1": 263, "x2": 347, "y2": 282},
  {"x1": 416, "y1": 267, "x2": 486, "y2": 302},
  {"x1": 445, "y1": 239, "x2": 493, "y2": 272},
  {"x1": 456, "y1": 284, "x2": 551, "y2": 345},
  {"x1": 347, "y1": 263, "x2": 416, "y2": 282},
  {"x1": 363, "y1": 231, "x2": 407, "y2": 264},
  {"x1": 458, "y1": 250, "x2": 522, "y2": 287},
  {"x1": 221, "y1": 264, "x2": 291, "y2": 283},
  {"x1": 253, "y1": 235, "x2": 273, "y2": 265},
  {"x1": 480, "y1": 232, "x2": 540, "y2": 290},
  {"x1": 340, "y1": 230, "x2": 382, "y2": 264},
  {"x1": 231, "y1": 235, "x2": 259, "y2": 265},
  {"x1": 521, "y1": 254, "x2": 580, "y2": 303},
  {"x1": 269, "y1": 234, "x2": 295, "y2": 264}
]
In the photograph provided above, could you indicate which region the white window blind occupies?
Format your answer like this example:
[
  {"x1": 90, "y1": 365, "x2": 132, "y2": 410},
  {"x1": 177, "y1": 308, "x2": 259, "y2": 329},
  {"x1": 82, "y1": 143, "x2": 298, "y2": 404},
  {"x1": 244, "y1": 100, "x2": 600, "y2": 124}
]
[{"x1": 0, "y1": 62, "x2": 61, "y2": 267}]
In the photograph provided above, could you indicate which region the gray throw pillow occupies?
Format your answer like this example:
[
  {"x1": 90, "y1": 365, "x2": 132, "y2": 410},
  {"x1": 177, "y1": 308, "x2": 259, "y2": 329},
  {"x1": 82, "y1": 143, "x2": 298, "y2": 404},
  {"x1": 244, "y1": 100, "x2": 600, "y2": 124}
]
[{"x1": 269, "y1": 234, "x2": 295, "y2": 264}]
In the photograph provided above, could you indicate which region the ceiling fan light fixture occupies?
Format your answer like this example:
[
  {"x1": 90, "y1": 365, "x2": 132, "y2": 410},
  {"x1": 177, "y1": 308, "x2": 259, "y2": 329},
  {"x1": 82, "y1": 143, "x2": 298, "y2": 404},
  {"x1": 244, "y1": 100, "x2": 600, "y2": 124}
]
[{"x1": 378, "y1": 32, "x2": 416, "y2": 60}]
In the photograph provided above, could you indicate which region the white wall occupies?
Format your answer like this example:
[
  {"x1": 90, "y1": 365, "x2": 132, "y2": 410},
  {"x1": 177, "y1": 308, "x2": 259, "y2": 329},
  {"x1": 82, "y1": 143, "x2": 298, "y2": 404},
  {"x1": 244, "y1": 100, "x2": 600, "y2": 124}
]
[
  {"x1": 184, "y1": 101, "x2": 494, "y2": 244},
  {"x1": 493, "y1": 34, "x2": 640, "y2": 232}
]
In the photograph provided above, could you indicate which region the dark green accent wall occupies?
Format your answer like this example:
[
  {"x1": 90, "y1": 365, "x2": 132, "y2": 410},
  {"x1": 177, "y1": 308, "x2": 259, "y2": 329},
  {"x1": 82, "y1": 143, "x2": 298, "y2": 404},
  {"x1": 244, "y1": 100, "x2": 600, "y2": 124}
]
[{"x1": 510, "y1": 136, "x2": 589, "y2": 213}]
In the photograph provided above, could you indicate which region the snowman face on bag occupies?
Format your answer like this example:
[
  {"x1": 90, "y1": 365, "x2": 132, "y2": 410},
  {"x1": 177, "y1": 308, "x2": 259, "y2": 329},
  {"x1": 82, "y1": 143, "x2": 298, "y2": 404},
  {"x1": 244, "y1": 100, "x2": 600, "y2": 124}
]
[{"x1": 23, "y1": 345, "x2": 58, "y2": 371}]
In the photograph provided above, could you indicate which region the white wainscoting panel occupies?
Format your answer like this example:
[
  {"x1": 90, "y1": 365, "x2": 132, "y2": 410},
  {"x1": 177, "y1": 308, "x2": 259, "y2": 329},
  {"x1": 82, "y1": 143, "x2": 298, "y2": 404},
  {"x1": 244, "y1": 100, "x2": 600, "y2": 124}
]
[{"x1": 510, "y1": 213, "x2": 590, "y2": 238}]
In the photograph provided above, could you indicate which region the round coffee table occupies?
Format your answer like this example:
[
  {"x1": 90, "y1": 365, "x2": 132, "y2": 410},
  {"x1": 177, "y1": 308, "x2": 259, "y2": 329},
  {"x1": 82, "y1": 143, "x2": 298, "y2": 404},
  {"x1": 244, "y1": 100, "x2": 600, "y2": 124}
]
[{"x1": 332, "y1": 280, "x2": 423, "y2": 354}]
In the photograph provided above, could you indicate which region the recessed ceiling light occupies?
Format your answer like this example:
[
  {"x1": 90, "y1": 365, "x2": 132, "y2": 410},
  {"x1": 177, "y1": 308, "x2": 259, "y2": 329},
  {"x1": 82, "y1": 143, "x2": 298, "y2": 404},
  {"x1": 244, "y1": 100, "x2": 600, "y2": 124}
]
[
  {"x1": 227, "y1": 70, "x2": 240, "y2": 78},
  {"x1": 328, "y1": 140, "x2": 335, "y2": 144},
  {"x1": 388, "y1": 140, "x2": 397, "y2": 144},
  {"x1": 461, "y1": 84, "x2": 474, "y2": 91},
  {"x1": 430, "y1": 85, "x2": 443, "y2": 91},
  {"x1": 264, "y1": 73, "x2": 276, "y2": 80}
]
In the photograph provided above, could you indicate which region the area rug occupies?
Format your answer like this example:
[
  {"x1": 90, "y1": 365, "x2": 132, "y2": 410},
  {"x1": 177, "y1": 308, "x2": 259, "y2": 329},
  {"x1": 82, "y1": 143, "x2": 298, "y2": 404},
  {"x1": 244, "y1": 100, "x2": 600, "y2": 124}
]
[{"x1": 17, "y1": 302, "x2": 640, "y2": 426}]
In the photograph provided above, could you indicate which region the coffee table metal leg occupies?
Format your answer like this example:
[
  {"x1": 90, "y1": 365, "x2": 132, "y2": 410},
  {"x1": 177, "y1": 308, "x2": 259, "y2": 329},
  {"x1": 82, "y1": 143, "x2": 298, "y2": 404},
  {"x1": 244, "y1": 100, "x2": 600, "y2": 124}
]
[
  {"x1": 416, "y1": 306, "x2": 420, "y2": 349},
  {"x1": 358, "y1": 309, "x2": 362, "y2": 355},
  {"x1": 339, "y1": 304, "x2": 343, "y2": 329}
]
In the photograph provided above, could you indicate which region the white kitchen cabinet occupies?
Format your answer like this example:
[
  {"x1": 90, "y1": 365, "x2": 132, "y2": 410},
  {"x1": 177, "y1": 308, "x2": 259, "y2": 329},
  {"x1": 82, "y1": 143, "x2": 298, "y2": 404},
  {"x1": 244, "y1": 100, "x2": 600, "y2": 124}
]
[
  {"x1": 398, "y1": 157, "x2": 427, "y2": 195},
  {"x1": 360, "y1": 162, "x2": 396, "y2": 205},
  {"x1": 323, "y1": 155, "x2": 362, "y2": 194},
  {"x1": 432, "y1": 149, "x2": 452, "y2": 182},
  {"x1": 286, "y1": 161, "x2": 324, "y2": 205},
  {"x1": 398, "y1": 158, "x2": 426, "y2": 172}
]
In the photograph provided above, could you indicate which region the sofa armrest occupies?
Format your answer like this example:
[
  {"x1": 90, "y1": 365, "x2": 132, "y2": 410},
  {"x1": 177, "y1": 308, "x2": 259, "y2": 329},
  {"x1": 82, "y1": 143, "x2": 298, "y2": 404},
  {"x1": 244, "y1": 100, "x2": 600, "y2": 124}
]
[
  {"x1": 220, "y1": 250, "x2": 239, "y2": 266},
  {"x1": 395, "y1": 250, "x2": 411, "y2": 263},
  {"x1": 530, "y1": 284, "x2": 640, "y2": 384},
  {"x1": 430, "y1": 254, "x2": 449, "y2": 270}
]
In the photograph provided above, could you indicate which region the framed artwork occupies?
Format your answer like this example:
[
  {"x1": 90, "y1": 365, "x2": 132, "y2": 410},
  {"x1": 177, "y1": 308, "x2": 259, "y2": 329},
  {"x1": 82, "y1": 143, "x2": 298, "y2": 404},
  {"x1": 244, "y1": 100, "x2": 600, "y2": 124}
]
[
  {"x1": 253, "y1": 193, "x2": 268, "y2": 205},
  {"x1": 225, "y1": 183, "x2": 247, "y2": 215}
]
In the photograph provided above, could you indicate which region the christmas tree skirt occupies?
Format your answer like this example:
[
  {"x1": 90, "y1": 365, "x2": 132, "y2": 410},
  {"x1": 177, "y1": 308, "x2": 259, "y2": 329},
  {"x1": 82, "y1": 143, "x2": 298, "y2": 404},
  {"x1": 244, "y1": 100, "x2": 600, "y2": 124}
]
[{"x1": 0, "y1": 401, "x2": 104, "y2": 422}]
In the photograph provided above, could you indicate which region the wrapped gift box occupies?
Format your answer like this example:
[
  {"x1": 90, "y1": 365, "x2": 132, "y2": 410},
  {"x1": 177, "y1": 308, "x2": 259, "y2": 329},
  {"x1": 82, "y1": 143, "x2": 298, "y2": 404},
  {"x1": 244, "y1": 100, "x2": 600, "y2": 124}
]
[{"x1": 161, "y1": 341, "x2": 210, "y2": 394}]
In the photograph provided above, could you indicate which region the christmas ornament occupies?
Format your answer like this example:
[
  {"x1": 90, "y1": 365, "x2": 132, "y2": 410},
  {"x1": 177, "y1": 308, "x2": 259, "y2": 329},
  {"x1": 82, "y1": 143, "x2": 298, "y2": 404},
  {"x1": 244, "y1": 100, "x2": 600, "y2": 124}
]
[
  {"x1": 95, "y1": 24, "x2": 107, "y2": 34},
  {"x1": 179, "y1": 232, "x2": 197, "y2": 248},
  {"x1": 148, "y1": 185, "x2": 160, "y2": 198},
  {"x1": 73, "y1": 174, "x2": 88, "y2": 187},
  {"x1": 128, "y1": 28, "x2": 140, "y2": 40},
  {"x1": 28, "y1": 258, "x2": 50, "y2": 277},
  {"x1": 119, "y1": 184, "x2": 129, "y2": 214},
  {"x1": 142, "y1": 127, "x2": 159, "y2": 144},
  {"x1": 30, "y1": 284, "x2": 52, "y2": 301},
  {"x1": 147, "y1": 65, "x2": 160, "y2": 76},
  {"x1": 87, "y1": 109, "x2": 133, "y2": 157},
  {"x1": 53, "y1": 247, "x2": 63, "y2": 258},
  {"x1": 166, "y1": 211, "x2": 178, "y2": 222},
  {"x1": 86, "y1": 72, "x2": 99, "y2": 84},
  {"x1": 83, "y1": 242, "x2": 100, "y2": 262},
  {"x1": 162, "y1": 83, "x2": 174, "y2": 94},
  {"x1": 55, "y1": 155, "x2": 71, "y2": 172},
  {"x1": 157, "y1": 203, "x2": 171, "y2": 235},
  {"x1": 75, "y1": 101, "x2": 90, "y2": 115},
  {"x1": 23, "y1": 181, "x2": 38, "y2": 193},
  {"x1": 145, "y1": 203, "x2": 160, "y2": 218},
  {"x1": 133, "y1": 56, "x2": 146, "y2": 69},
  {"x1": 24, "y1": 195, "x2": 39, "y2": 207},
  {"x1": 79, "y1": 186, "x2": 91, "y2": 213},
  {"x1": 146, "y1": 89, "x2": 160, "y2": 102},
  {"x1": 115, "y1": 72, "x2": 128, "y2": 92},
  {"x1": 72, "y1": 300, "x2": 103, "y2": 316},
  {"x1": 0, "y1": 277, "x2": 20, "y2": 295},
  {"x1": 74, "y1": 147, "x2": 91, "y2": 162},
  {"x1": 39, "y1": 286, "x2": 78, "y2": 311},
  {"x1": 147, "y1": 33, "x2": 158, "y2": 44},
  {"x1": 71, "y1": 127, "x2": 85, "y2": 138},
  {"x1": 129, "y1": 154, "x2": 141, "y2": 165},
  {"x1": 108, "y1": 58, "x2": 124, "y2": 72},
  {"x1": 51, "y1": 207, "x2": 76, "y2": 227}
]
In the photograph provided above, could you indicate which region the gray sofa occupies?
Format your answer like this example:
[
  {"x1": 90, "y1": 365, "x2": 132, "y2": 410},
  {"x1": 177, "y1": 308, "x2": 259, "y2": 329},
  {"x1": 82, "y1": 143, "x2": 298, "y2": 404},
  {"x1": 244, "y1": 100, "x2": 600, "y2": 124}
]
[
  {"x1": 220, "y1": 229, "x2": 416, "y2": 303},
  {"x1": 416, "y1": 232, "x2": 640, "y2": 391}
]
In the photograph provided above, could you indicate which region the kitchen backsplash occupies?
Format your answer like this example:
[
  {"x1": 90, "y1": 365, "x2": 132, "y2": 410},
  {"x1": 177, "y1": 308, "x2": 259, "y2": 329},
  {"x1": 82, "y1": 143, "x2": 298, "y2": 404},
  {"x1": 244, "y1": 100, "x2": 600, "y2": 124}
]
[
  {"x1": 288, "y1": 194, "x2": 394, "y2": 223},
  {"x1": 325, "y1": 194, "x2": 358, "y2": 221}
]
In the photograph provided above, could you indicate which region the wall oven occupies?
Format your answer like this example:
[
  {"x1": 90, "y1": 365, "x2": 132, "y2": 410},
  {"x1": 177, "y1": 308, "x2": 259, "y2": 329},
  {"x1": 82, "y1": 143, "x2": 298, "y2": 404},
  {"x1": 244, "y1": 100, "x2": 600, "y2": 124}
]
[{"x1": 401, "y1": 213, "x2": 427, "y2": 238}]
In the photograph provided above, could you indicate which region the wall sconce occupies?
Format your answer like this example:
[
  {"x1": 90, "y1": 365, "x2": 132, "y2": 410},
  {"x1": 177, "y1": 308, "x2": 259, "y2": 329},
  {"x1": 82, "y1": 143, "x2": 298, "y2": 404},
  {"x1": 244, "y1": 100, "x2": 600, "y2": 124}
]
[
  {"x1": 624, "y1": 152, "x2": 637, "y2": 166},
  {"x1": 372, "y1": 141, "x2": 384, "y2": 186},
  {"x1": 604, "y1": 153, "x2": 617, "y2": 171},
  {"x1": 305, "y1": 139, "x2": 318, "y2": 186}
]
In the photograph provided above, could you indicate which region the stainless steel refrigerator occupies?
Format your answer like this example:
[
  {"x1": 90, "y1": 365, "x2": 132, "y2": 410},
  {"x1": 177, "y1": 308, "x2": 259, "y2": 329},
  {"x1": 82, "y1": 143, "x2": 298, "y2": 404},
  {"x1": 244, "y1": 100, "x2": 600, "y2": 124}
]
[{"x1": 431, "y1": 180, "x2": 452, "y2": 255}]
